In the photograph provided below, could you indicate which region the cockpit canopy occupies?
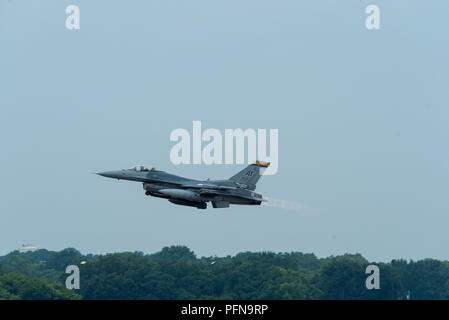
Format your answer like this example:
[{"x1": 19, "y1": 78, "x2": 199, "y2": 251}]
[{"x1": 128, "y1": 165, "x2": 160, "y2": 172}]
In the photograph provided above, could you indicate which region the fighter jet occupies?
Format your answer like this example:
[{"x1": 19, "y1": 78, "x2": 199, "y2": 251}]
[{"x1": 97, "y1": 161, "x2": 270, "y2": 209}]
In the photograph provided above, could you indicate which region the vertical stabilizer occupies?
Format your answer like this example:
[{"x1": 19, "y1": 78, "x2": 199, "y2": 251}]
[{"x1": 229, "y1": 161, "x2": 270, "y2": 190}]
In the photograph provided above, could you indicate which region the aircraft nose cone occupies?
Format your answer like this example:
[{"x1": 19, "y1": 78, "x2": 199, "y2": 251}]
[{"x1": 97, "y1": 171, "x2": 120, "y2": 179}]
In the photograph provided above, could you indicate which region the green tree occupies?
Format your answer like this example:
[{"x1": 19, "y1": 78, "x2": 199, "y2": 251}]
[
  {"x1": 46, "y1": 248, "x2": 83, "y2": 271},
  {"x1": 0, "y1": 273, "x2": 80, "y2": 300}
]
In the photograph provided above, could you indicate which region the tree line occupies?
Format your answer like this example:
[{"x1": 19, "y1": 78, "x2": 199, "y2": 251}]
[{"x1": 0, "y1": 246, "x2": 448, "y2": 299}]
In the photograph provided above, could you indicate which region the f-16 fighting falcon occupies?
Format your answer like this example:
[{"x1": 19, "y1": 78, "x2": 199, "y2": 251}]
[{"x1": 97, "y1": 161, "x2": 270, "y2": 209}]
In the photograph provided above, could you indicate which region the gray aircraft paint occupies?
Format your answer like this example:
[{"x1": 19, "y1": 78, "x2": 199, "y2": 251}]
[{"x1": 97, "y1": 161, "x2": 270, "y2": 209}]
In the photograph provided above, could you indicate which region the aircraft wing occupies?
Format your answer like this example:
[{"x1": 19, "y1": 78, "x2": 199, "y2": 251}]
[
  {"x1": 181, "y1": 183, "x2": 266, "y2": 202},
  {"x1": 181, "y1": 183, "x2": 237, "y2": 191}
]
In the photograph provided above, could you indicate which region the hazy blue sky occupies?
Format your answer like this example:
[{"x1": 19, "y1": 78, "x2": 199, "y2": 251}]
[{"x1": 1, "y1": 0, "x2": 448, "y2": 262}]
